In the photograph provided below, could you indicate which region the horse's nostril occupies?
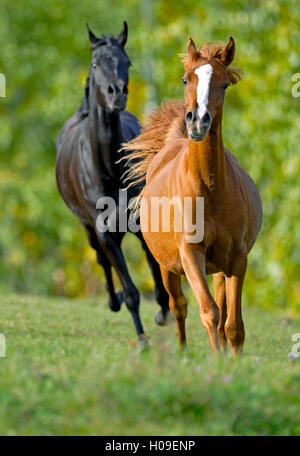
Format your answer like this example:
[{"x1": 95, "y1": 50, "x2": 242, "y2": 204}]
[
  {"x1": 123, "y1": 85, "x2": 128, "y2": 94},
  {"x1": 202, "y1": 112, "x2": 211, "y2": 126},
  {"x1": 185, "y1": 111, "x2": 194, "y2": 123},
  {"x1": 108, "y1": 85, "x2": 115, "y2": 95}
]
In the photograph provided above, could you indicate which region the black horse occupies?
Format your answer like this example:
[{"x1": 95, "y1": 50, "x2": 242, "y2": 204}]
[{"x1": 56, "y1": 22, "x2": 170, "y2": 345}]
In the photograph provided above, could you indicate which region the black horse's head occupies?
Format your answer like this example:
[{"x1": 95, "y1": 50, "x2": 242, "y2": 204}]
[{"x1": 87, "y1": 22, "x2": 130, "y2": 112}]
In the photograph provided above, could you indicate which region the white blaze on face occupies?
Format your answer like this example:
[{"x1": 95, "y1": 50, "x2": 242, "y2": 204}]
[{"x1": 194, "y1": 64, "x2": 213, "y2": 118}]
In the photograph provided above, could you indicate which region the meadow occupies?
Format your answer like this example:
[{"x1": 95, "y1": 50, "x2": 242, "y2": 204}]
[{"x1": 0, "y1": 291, "x2": 299, "y2": 436}]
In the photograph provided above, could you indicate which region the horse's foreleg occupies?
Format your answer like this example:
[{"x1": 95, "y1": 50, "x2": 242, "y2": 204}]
[
  {"x1": 181, "y1": 245, "x2": 220, "y2": 353},
  {"x1": 96, "y1": 232, "x2": 146, "y2": 345},
  {"x1": 84, "y1": 225, "x2": 122, "y2": 311},
  {"x1": 213, "y1": 272, "x2": 227, "y2": 352},
  {"x1": 225, "y1": 253, "x2": 247, "y2": 357},
  {"x1": 160, "y1": 267, "x2": 187, "y2": 347}
]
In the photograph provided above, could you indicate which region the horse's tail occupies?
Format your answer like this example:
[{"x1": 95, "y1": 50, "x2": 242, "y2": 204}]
[{"x1": 120, "y1": 100, "x2": 187, "y2": 207}]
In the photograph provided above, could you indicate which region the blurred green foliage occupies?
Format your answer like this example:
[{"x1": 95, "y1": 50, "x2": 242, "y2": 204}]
[{"x1": 0, "y1": 0, "x2": 299, "y2": 311}]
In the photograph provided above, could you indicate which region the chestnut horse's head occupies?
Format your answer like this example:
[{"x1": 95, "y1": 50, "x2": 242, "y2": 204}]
[
  {"x1": 181, "y1": 37, "x2": 240, "y2": 141},
  {"x1": 87, "y1": 21, "x2": 130, "y2": 112}
]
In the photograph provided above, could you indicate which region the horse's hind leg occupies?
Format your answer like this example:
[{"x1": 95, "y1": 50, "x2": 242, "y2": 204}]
[
  {"x1": 213, "y1": 272, "x2": 227, "y2": 352},
  {"x1": 84, "y1": 225, "x2": 123, "y2": 311},
  {"x1": 160, "y1": 267, "x2": 187, "y2": 347},
  {"x1": 96, "y1": 248, "x2": 123, "y2": 312},
  {"x1": 141, "y1": 238, "x2": 171, "y2": 326}
]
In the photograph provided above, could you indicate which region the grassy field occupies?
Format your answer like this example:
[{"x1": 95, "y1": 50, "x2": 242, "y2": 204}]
[{"x1": 0, "y1": 292, "x2": 299, "y2": 436}]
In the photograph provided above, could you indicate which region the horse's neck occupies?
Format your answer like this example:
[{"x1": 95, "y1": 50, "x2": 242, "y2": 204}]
[
  {"x1": 87, "y1": 94, "x2": 122, "y2": 178},
  {"x1": 188, "y1": 120, "x2": 226, "y2": 193}
]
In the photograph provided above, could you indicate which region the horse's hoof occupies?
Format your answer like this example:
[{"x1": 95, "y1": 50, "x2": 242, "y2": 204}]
[
  {"x1": 108, "y1": 291, "x2": 123, "y2": 312},
  {"x1": 138, "y1": 334, "x2": 150, "y2": 351},
  {"x1": 155, "y1": 309, "x2": 173, "y2": 326}
]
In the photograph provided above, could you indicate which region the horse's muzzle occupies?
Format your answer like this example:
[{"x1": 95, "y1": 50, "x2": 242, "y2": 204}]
[
  {"x1": 185, "y1": 108, "x2": 211, "y2": 141},
  {"x1": 106, "y1": 81, "x2": 128, "y2": 112},
  {"x1": 107, "y1": 94, "x2": 128, "y2": 112}
]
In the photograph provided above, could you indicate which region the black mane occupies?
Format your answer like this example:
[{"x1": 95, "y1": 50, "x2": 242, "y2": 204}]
[{"x1": 90, "y1": 34, "x2": 120, "y2": 49}]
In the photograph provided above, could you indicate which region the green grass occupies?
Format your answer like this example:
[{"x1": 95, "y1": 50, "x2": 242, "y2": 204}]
[{"x1": 0, "y1": 292, "x2": 299, "y2": 436}]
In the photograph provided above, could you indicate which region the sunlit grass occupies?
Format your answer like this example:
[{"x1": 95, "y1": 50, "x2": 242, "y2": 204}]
[{"x1": 0, "y1": 292, "x2": 299, "y2": 436}]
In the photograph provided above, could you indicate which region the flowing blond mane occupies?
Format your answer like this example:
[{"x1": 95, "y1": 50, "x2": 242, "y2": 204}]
[{"x1": 121, "y1": 100, "x2": 187, "y2": 190}]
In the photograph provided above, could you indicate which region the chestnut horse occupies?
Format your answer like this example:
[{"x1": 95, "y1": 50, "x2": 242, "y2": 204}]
[{"x1": 123, "y1": 37, "x2": 262, "y2": 356}]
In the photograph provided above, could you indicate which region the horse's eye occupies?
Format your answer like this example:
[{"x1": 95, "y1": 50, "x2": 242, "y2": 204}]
[
  {"x1": 92, "y1": 63, "x2": 97, "y2": 68},
  {"x1": 182, "y1": 78, "x2": 188, "y2": 85},
  {"x1": 221, "y1": 83, "x2": 230, "y2": 90}
]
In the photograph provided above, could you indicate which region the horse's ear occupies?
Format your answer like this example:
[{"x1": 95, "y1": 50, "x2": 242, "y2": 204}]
[
  {"x1": 86, "y1": 23, "x2": 99, "y2": 47},
  {"x1": 220, "y1": 36, "x2": 235, "y2": 67},
  {"x1": 118, "y1": 21, "x2": 128, "y2": 47},
  {"x1": 187, "y1": 36, "x2": 199, "y2": 63}
]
